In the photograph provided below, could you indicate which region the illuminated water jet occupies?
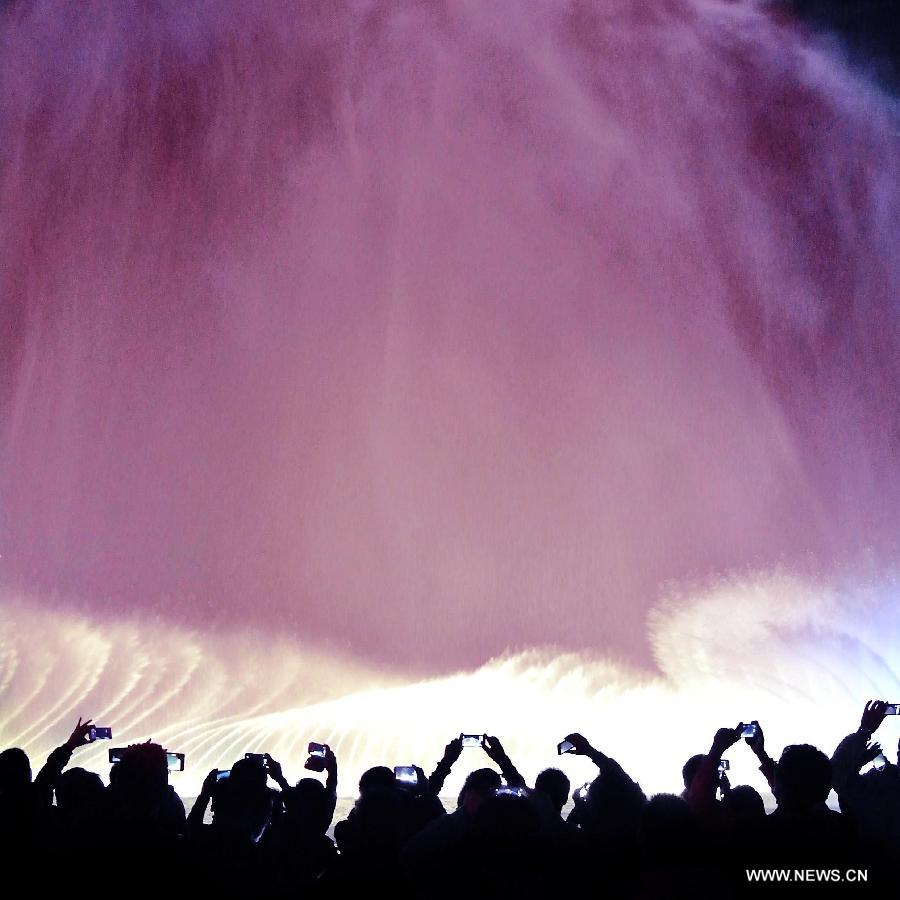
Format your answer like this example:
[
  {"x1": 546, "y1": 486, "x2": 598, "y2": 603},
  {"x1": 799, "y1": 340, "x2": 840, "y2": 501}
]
[
  {"x1": 2, "y1": 572, "x2": 897, "y2": 799},
  {"x1": 1, "y1": 0, "x2": 899, "y2": 788}
]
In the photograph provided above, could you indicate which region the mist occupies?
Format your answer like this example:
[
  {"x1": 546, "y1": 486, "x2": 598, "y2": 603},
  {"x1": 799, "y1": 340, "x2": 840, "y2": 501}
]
[{"x1": 1, "y1": 0, "x2": 899, "y2": 735}]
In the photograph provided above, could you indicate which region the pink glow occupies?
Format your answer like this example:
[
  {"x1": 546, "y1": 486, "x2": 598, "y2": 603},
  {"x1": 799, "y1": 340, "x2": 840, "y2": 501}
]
[{"x1": 1, "y1": 0, "x2": 899, "y2": 676}]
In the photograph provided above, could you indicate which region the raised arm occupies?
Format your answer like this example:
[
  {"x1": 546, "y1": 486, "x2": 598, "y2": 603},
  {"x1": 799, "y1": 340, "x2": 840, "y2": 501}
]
[
  {"x1": 562, "y1": 732, "x2": 644, "y2": 803},
  {"x1": 483, "y1": 735, "x2": 526, "y2": 788},
  {"x1": 33, "y1": 717, "x2": 94, "y2": 808},
  {"x1": 264, "y1": 753, "x2": 291, "y2": 792},
  {"x1": 187, "y1": 768, "x2": 219, "y2": 833},
  {"x1": 744, "y1": 720, "x2": 776, "y2": 791},
  {"x1": 323, "y1": 745, "x2": 338, "y2": 827},
  {"x1": 562, "y1": 732, "x2": 611, "y2": 771},
  {"x1": 428, "y1": 736, "x2": 462, "y2": 795},
  {"x1": 686, "y1": 725, "x2": 741, "y2": 814},
  {"x1": 831, "y1": 700, "x2": 887, "y2": 806}
]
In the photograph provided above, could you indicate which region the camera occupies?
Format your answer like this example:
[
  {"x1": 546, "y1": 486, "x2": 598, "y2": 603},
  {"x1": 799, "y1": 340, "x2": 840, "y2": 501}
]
[
  {"x1": 89, "y1": 726, "x2": 112, "y2": 741},
  {"x1": 394, "y1": 765, "x2": 419, "y2": 787},
  {"x1": 740, "y1": 723, "x2": 758, "y2": 739},
  {"x1": 557, "y1": 740, "x2": 575, "y2": 755},
  {"x1": 873, "y1": 753, "x2": 888, "y2": 772},
  {"x1": 718, "y1": 759, "x2": 730, "y2": 773},
  {"x1": 461, "y1": 734, "x2": 485, "y2": 748},
  {"x1": 885, "y1": 703, "x2": 900, "y2": 716},
  {"x1": 305, "y1": 742, "x2": 328, "y2": 772}
]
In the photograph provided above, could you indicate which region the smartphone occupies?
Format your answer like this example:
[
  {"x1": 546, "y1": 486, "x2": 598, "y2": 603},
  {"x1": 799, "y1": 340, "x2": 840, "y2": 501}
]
[
  {"x1": 394, "y1": 765, "x2": 419, "y2": 787},
  {"x1": 557, "y1": 740, "x2": 575, "y2": 755},
  {"x1": 216, "y1": 769, "x2": 231, "y2": 781},
  {"x1": 885, "y1": 704, "x2": 900, "y2": 716},
  {"x1": 718, "y1": 759, "x2": 730, "y2": 772},
  {"x1": 495, "y1": 786, "x2": 527, "y2": 797},
  {"x1": 167, "y1": 752, "x2": 185, "y2": 772},
  {"x1": 740, "y1": 723, "x2": 758, "y2": 739},
  {"x1": 108, "y1": 747, "x2": 125, "y2": 765},
  {"x1": 244, "y1": 752, "x2": 266, "y2": 763},
  {"x1": 873, "y1": 754, "x2": 888, "y2": 772},
  {"x1": 307, "y1": 742, "x2": 327, "y2": 757},
  {"x1": 89, "y1": 726, "x2": 113, "y2": 741},
  {"x1": 461, "y1": 734, "x2": 485, "y2": 748}
]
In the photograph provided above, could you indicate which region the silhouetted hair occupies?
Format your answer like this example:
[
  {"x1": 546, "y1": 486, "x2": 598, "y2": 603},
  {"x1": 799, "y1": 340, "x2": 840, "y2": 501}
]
[
  {"x1": 722, "y1": 784, "x2": 766, "y2": 827},
  {"x1": 358, "y1": 765, "x2": 395, "y2": 795},
  {"x1": 0, "y1": 747, "x2": 31, "y2": 792},
  {"x1": 535, "y1": 767, "x2": 570, "y2": 813},
  {"x1": 55, "y1": 767, "x2": 105, "y2": 815},
  {"x1": 284, "y1": 777, "x2": 330, "y2": 835},
  {"x1": 682, "y1": 754, "x2": 705, "y2": 791},
  {"x1": 775, "y1": 744, "x2": 832, "y2": 809}
]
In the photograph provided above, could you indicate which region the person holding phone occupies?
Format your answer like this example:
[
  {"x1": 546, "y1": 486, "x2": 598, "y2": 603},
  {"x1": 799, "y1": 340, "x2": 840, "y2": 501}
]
[{"x1": 830, "y1": 699, "x2": 900, "y2": 867}]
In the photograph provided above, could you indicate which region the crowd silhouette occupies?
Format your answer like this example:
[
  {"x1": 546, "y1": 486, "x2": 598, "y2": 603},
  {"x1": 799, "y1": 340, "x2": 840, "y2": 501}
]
[{"x1": 0, "y1": 701, "x2": 897, "y2": 896}]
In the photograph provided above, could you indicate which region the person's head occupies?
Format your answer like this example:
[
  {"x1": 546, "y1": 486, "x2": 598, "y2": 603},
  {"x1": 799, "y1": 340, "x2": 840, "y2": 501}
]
[
  {"x1": 284, "y1": 777, "x2": 330, "y2": 836},
  {"x1": 682, "y1": 754, "x2": 705, "y2": 792},
  {"x1": 458, "y1": 768, "x2": 502, "y2": 815},
  {"x1": 0, "y1": 748, "x2": 32, "y2": 794},
  {"x1": 774, "y1": 744, "x2": 832, "y2": 812},
  {"x1": 55, "y1": 767, "x2": 105, "y2": 820},
  {"x1": 228, "y1": 756, "x2": 268, "y2": 791},
  {"x1": 721, "y1": 784, "x2": 766, "y2": 830},
  {"x1": 640, "y1": 793, "x2": 699, "y2": 866},
  {"x1": 358, "y1": 766, "x2": 394, "y2": 796},
  {"x1": 212, "y1": 755, "x2": 273, "y2": 842},
  {"x1": 110, "y1": 743, "x2": 169, "y2": 821},
  {"x1": 354, "y1": 786, "x2": 407, "y2": 854},
  {"x1": 534, "y1": 767, "x2": 570, "y2": 815},
  {"x1": 582, "y1": 764, "x2": 647, "y2": 842}
]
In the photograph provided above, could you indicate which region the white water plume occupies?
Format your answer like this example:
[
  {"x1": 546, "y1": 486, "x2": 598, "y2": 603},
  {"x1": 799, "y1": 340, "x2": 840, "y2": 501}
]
[{"x1": 3, "y1": 571, "x2": 898, "y2": 800}]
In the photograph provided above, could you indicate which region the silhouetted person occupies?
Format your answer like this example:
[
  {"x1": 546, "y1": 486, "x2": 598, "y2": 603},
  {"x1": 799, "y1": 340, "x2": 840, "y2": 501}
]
[
  {"x1": 637, "y1": 793, "x2": 727, "y2": 898},
  {"x1": 559, "y1": 732, "x2": 646, "y2": 897},
  {"x1": 681, "y1": 753, "x2": 705, "y2": 795},
  {"x1": 831, "y1": 700, "x2": 900, "y2": 874},
  {"x1": 762, "y1": 743, "x2": 857, "y2": 869},
  {"x1": 459, "y1": 791, "x2": 549, "y2": 898},
  {"x1": 534, "y1": 766, "x2": 570, "y2": 816},
  {"x1": 0, "y1": 716, "x2": 96, "y2": 854},
  {"x1": 402, "y1": 767, "x2": 502, "y2": 895}
]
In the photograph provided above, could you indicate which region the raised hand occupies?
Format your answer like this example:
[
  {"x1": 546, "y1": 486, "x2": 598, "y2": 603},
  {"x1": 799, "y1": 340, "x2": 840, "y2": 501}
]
[
  {"x1": 483, "y1": 735, "x2": 510, "y2": 765},
  {"x1": 264, "y1": 753, "x2": 286, "y2": 785},
  {"x1": 562, "y1": 733, "x2": 594, "y2": 756},
  {"x1": 861, "y1": 742, "x2": 882, "y2": 767},
  {"x1": 65, "y1": 717, "x2": 94, "y2": 750},
  {"x1": 744, "y1": 720, "x2": 765, "y2": 756},
  {"x1": 711, "y1": 725, "x2": 743, "y2": 756},
  {"x1": 443, "y1": 735, "x2": 463, "y2": 764},
  {"x1": 860, "y1": 700, "x2": 888, "y2": 736},
  {"x1": 201, "y1": 768, "x2": 219, "y2": 795}
]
